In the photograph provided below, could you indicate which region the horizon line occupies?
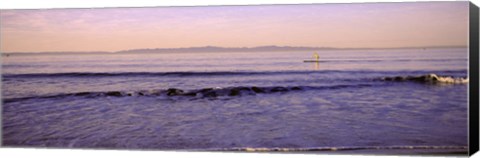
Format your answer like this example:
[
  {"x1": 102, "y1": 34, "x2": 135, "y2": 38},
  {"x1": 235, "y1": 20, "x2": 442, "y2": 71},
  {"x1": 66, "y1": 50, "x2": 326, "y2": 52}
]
[{"x1": 2, "y1": 45, "x2": 468, "y2": 54}]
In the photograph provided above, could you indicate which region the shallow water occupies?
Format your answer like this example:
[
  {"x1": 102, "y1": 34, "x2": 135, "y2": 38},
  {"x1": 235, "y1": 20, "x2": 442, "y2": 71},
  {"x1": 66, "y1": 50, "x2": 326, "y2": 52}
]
[{"x1": 1, "y1": 48, "x2": 469, "y2": 152}]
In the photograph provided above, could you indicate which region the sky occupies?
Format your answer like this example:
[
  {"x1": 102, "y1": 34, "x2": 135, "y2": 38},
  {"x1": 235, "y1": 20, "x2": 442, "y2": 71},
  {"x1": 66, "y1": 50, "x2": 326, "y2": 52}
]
[{"x1": 0, "y1": 1, "x2": 469, "y2": 52}]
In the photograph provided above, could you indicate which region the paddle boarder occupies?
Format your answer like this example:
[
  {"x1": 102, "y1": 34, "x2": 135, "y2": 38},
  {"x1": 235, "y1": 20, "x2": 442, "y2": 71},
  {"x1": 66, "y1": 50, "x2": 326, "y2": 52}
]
[{"x1": 313, "y1": 53, "x2": 319, "y2": 61}]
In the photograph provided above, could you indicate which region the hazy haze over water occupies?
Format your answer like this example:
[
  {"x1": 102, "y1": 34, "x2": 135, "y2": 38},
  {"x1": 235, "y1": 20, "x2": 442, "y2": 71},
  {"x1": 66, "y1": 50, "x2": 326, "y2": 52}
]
[{"x1": 0, "y1": 2, "x2": 468, "y2": 52}]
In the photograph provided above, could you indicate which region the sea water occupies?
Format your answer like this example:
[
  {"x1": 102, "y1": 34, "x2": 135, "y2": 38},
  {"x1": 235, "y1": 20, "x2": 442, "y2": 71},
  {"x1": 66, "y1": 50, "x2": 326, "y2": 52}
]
[{"x1": 1, "y1": 48, "x2": 469, "y2": 153}]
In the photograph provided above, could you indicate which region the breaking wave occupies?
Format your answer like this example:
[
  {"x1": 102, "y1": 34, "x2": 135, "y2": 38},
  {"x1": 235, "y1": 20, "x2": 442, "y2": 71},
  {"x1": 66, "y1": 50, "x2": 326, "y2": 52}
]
[
  {"x1": 381, "y1": 74, "x2": 468, "y2": 84},
  {"x1": 3, "y1": 73, "x2": 468, "y2": 103}
]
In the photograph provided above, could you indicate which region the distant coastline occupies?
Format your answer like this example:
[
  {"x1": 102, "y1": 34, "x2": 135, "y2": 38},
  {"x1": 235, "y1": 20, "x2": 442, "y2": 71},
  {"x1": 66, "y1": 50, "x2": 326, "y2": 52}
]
[{"x1": 1, "y1": 45, "x2": 467, "y2": 55}]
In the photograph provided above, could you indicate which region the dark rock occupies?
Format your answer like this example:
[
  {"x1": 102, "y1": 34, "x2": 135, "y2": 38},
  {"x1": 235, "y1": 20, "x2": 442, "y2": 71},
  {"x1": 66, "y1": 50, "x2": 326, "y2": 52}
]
[
  {"x1": 238, "y1": 87, "x2": 251, "y2": 91},
  {"x1": 290, "y1": 86, "x2": 302, "y2": 90},
  {"x1": 408, "y1": 74, "x2": 439, "y2": 82},
  {"x1": 199, "y1": 88, "x2": 213, "y2": 93},
  {"x1": 394, "y1": 76, "x2": 405, "y2": 81},
  {"x1": 229, "y1": 89, "x2": 241, "y2": 96},
  {"x1": 106, "y1": 91, "x2": 123, "y2": 97},
  {"x1": 251, "y1": 87, "x2": 265, "y2": 93},
  {"x1": 229, "y1": 87, "x2": 251, "y2": 96},
  {"x1": 383, "y1": 76, "x2": 407, "y2": 81},
  {"x1": 182, "y1": 92, "x2": 197, "y2": 97},
  {"x1": 195, "y1": 88, "x2": 218, "y2": 97},
  {"x1": 270, "y1": 87, "x2": 288, "y2": 92},
  {"x1": 166, "y1": 88, "x2": 184, "y2": 96},
  {"x1": 74, "y1": 92, "x2": 91, "y2": 96}
]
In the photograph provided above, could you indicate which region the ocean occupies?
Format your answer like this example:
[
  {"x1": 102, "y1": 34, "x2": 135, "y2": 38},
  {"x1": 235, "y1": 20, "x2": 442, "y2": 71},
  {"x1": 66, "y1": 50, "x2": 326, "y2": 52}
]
[{"x1": 1, "y1": 48, "x2": 469, "y2": 153}]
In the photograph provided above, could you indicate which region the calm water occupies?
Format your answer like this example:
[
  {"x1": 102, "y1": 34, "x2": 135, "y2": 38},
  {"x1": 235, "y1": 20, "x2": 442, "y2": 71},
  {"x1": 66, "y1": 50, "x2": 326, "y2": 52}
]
[{"x1": 1, "y1": 48, "x2": 469, "y2": 153}]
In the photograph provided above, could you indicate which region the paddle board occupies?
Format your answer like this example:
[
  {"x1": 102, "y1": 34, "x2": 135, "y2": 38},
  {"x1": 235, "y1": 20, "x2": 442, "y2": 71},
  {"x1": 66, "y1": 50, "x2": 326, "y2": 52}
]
[{"x1": 303, "y1": 60, "x2": 327, "y2": 62}]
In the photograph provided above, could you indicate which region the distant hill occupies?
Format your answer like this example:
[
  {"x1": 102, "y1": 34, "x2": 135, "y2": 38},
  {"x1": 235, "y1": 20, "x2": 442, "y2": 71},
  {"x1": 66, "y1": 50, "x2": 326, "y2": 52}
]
[
  {"x1": 1, "y1": 51, "x2": 112, "y2": 56},
  {"x1": 113, "y1": 45, "x2": 469, "y2": 54},
  {"x1": 2, "y1": 45, "x2": 467, "y2": 55},
  {"x1": 116, "y1": 46, "x2": 335, "y2": 54}
]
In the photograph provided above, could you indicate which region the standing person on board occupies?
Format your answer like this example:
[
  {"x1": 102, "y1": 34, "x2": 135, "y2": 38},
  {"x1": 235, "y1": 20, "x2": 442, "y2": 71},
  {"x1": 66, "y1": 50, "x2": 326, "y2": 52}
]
[{"x1": 313, "y1": 52, "x2": 319, "y2": 61}]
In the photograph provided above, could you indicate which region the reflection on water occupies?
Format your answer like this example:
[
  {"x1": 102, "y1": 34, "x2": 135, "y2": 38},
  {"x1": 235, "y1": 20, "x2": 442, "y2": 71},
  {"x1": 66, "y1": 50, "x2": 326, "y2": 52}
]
[
  {"x1": 2, "y1": 83, "x2": 468, "y2": 150},
  {"x1": 1, "y1": 48, "x2": 469, "y2": 152},
  {"x1": 2, "y1": 48, "x2": 467, "y2": 75}
]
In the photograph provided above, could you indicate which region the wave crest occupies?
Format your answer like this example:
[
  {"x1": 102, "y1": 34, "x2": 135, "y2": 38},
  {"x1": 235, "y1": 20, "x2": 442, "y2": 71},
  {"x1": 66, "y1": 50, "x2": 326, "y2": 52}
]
[{"x1": 382, "y1": 74, "x2": 468, "y2": 84}]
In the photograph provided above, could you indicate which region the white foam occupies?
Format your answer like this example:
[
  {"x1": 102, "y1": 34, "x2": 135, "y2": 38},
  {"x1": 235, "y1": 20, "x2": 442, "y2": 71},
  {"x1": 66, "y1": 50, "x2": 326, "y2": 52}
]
[{"x1": 425, "y1": 74, "x2": 468, "y2": 84}]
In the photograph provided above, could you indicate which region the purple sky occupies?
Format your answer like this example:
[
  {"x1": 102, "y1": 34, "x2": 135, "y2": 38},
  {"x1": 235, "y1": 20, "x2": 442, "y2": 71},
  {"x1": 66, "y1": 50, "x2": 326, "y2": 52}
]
[{"x1": 0, "y1": 1, "x2": 469, "y2": 52}]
